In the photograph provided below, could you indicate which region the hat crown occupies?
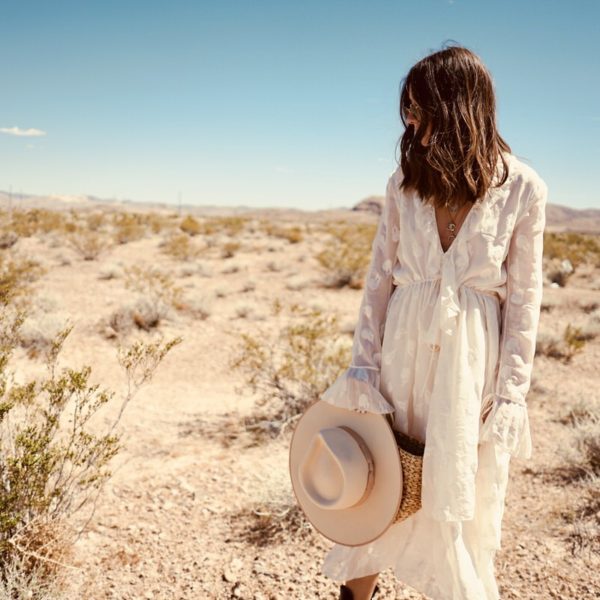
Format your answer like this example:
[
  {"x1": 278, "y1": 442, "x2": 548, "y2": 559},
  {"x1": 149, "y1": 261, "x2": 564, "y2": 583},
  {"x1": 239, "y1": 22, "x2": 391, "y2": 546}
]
[{"x1": 298, "y1": 427, "x2": 373, "y2": 510}]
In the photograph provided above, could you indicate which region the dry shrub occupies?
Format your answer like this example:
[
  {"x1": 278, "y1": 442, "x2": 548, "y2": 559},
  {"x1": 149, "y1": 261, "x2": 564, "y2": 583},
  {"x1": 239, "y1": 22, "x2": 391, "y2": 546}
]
[
  {"x1": 179, "y1": 215, "x2": 202, "y2": 236},
  {"x1": 130, "y1": 298, "x2": 164, "y2": 331},
  {"x1": 0, "y1": 231, "x2": 18, "y2": 250},
  {"x1": 176, "y1": 296, "x2": 212, "y2": 320},
  {"x1": 98, "y1": 265, "x2": 185, "y2": 339},
  {"x1": 6, "y1": 209, "x2": 67, "y2": 238},
  {"x1": 17, "y1": 311, "x2": 73, "y2": 360},
  {"x1": 102, "y1": 305, "x2": 135, "y2": 339},
  {"x1": 0, "y1": 543, "x2": 71, "y2": 599},
  {"x1": 225, "y1": 452, "x2": 313, "y2": 548},
  {"x1": 316, "y1": 221, "x2": 376, "y2": 288},
  {"x1": 260, "y1": 221, "x2": 304, "y2": 244},
  {"x1": 98, "y1": 263, "x2": 124, "y2": 280},
  {"x1": 222, "y1": 241, "x2": 241, "y2": 258},
  {"x1": 553, "y1": 399, "x2": 600, "y2": 555},
  {"x1": 544, "y1": 231, "x2": 600, "y2": 269},
  {"x1": 0, "y1": 253, "x2": 46, "y2": 310},
  {"x1": 227, "y1": 503, "x2": 311, "y2": 548},
  {"x1": 123, "y1": 264, "x2": 185, "y2": 323},
  {"x1": 200, "y1": 216, "x2": 248, "y2": 236},
  {"x1": 85, "y1": 211, "x2": 106, "y2": 232},
  {"x1": 67, "y1": 228, "x2": 113, "y2": 261},
  {"x1": 279, "y1": 226, "x2": 303, "y2": 244},
  {"x1": 222, "y1": 262, "x2": 240, "y2": 274},
  {"x1": 159, "y1": 232, "x2": 204, "y2": 261},
  {"x1": 112, "y1": 212, "x2": 146, "y2": 244},
  {"x1": 127, "y1": 212, "x2": 169, "y2": 235},
  {"x1": 536, "y1": 323, "x2": 587, "y2": 363},
  {"x1": 233, "y1": 302, "x2": 254, "y2": 319}
]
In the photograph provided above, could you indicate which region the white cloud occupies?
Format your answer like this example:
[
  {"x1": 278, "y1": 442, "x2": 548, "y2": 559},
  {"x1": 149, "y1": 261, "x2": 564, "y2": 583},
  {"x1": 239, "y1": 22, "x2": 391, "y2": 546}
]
[{"x1": 0, "y1": 126, "x2": 47, "y2": 137}]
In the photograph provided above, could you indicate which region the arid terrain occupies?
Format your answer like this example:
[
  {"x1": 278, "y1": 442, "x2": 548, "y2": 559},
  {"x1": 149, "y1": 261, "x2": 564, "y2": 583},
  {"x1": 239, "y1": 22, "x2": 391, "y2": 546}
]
[{"x1": 0, "y1": 193, "x2": 598, "y2": 599}]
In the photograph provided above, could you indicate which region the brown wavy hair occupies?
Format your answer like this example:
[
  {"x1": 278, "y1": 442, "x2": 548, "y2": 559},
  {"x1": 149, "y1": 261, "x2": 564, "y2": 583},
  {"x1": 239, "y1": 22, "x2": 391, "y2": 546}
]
[{"x1": 395, "y1": 43, "x2": 512, "y2": 209}]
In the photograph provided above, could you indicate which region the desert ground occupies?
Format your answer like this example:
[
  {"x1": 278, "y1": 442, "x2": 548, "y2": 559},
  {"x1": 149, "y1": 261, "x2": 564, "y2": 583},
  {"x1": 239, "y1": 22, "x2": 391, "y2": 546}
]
[{"x1": 0, "y1": 195, "x2": 598, "y2": 599}]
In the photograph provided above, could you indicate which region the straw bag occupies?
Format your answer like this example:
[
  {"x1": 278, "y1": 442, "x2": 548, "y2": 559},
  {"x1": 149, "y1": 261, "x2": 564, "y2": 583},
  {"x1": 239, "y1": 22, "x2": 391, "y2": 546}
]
[{"x1": 387, "y1": 414, "x2": 425, "y2": 523}]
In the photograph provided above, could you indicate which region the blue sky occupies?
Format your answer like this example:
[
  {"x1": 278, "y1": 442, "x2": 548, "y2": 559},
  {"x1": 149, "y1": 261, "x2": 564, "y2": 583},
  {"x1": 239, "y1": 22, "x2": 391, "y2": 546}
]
[{"x1": 1, "y1": 0, "x2": 599, "y2": 211}]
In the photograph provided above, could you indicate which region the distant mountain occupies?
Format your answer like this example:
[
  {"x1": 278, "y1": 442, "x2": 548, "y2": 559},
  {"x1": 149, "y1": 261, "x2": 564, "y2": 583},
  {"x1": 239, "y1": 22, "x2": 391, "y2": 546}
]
[{"x1": 0, "y1": 190, "x2": 598, "y2": 232}]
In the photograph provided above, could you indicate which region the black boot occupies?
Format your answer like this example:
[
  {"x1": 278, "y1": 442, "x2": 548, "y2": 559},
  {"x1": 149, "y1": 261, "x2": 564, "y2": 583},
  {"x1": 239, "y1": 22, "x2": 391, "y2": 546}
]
[{"x1": 339, "y1": 583, "x2": 380, "y2": 599}]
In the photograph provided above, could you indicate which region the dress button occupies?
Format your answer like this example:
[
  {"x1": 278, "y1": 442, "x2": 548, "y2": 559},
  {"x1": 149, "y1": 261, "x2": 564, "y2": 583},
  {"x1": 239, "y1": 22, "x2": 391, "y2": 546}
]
[{"x1": 429, "y1": 343, "x2": 440, "y2": 352}]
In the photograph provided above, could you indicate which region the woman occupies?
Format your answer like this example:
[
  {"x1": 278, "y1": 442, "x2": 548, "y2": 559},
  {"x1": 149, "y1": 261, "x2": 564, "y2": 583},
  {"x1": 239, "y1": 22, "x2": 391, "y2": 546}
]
[{"x1": 319, "y1": 44, "x2": 548, "y2": 600}]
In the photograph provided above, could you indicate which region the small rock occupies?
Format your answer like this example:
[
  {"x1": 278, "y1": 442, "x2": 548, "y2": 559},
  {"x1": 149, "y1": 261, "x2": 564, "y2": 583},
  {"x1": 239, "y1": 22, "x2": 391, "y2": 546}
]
[{"x1": 222, "y1": 569, "x2": 236, "y2": 583}]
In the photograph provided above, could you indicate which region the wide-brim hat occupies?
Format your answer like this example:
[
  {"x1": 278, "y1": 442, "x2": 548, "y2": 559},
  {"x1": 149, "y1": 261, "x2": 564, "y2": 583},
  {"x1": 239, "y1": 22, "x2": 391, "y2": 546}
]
[{"x1": 289, "y1": 399, "x2": 403, "y2": 546}]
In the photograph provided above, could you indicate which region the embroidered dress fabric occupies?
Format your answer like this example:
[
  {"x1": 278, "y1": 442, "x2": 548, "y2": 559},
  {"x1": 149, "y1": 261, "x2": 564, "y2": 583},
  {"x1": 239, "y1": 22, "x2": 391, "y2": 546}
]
[{"x1": 319, "y1": 152, "x2": 548, "y2": 600}]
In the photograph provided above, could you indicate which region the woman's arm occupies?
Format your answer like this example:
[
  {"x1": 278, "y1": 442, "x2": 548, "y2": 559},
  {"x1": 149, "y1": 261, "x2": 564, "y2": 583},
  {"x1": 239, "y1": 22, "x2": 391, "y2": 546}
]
[
  {"x1": 320, "y1": 171, "x2": 401, "y2": 414},
  {"x1": 479, "y1": 175, "x2": 548, "y2": 458}
]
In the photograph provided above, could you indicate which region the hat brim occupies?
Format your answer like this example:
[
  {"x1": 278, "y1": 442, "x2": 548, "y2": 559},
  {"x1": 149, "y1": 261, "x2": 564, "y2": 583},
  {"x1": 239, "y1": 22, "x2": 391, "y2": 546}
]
[{"x1": 289, "y1": 400, "x2": 402, "y2": 546}]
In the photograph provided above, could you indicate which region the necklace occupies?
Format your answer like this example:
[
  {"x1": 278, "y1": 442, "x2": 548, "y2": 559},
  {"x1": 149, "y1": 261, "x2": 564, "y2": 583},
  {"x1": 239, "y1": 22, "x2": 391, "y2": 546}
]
[{"x1": 443, "y1": 199, "x2": 468, "y2": 245}]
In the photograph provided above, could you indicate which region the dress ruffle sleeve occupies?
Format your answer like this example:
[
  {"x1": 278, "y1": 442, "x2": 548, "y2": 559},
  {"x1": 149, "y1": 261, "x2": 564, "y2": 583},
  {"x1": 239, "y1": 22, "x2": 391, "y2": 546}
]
[
  {"x1": 320, "y1": 171, "x2": 401, "y2": 414},
  {"x1": 479, "y1": 177, "x2": 548, "y2": 459}
]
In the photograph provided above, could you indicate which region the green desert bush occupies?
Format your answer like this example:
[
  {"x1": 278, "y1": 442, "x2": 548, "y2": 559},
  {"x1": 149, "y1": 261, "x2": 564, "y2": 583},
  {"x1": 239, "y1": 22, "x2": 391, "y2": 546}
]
[
  {"x1": 0, "y1": 305, "x2": 182, "y2": 586},
  {"x1": 197, "y1": 303, "x2": 352, "y2": 447},
  {"x1": 316, "y1": 221, "x2": 376, "y2": 288}
]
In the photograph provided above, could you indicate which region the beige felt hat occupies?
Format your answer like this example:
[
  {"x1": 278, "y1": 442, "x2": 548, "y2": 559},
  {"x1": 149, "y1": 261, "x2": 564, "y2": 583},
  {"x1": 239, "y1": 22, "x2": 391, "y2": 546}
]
[{"x1": 289, "y1": 399, "x2": 424, "y2": 546}]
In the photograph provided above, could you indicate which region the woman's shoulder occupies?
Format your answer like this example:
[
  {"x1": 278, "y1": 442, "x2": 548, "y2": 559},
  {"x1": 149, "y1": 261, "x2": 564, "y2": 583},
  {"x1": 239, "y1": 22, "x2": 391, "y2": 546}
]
[
  {"x1": 506, "y1": 153, "x2": 548, "y2": 201},
  {"x1": 385, "y1": 163, "x2": 404, "y2": 189}
]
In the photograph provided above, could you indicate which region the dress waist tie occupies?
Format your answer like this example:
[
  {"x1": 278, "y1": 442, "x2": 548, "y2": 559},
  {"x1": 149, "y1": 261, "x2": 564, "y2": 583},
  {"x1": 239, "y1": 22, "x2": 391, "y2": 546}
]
[{"x1": 417, "y1": 258, "x2": 484, "y2": 522}]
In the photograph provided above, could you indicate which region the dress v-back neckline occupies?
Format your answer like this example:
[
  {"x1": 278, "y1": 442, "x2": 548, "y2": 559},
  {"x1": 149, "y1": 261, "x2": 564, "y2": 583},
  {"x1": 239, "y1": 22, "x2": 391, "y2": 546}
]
[{"x1": 430, "y1": 202, "x2": 477, "y2": 255}]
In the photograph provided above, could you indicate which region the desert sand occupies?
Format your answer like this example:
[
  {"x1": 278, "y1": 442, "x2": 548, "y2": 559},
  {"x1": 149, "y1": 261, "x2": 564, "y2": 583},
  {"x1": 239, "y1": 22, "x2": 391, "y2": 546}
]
[{"x1": 2, "y1": 195, "x2": 599, "y2": 599}]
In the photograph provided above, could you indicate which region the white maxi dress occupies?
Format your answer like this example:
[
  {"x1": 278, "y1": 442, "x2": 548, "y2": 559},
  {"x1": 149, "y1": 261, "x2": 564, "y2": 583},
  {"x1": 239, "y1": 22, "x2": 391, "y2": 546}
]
[{"x1": 319, "y1": 151, "x2": 548, "y2": 600}]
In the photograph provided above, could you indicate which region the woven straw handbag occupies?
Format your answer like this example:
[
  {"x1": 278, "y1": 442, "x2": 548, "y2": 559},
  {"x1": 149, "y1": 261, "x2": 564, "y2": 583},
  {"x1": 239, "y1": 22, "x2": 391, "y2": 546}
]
[{"x1": 384, "y1": 413, "x2": 425, "y2": 524}]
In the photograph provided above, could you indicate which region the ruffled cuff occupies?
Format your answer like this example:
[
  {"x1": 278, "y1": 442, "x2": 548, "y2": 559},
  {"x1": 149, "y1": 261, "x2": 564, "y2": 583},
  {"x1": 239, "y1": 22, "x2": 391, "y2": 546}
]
[
  {"x1": 320, "y1": 366, "x2": 395, "y2": 414},
  {"x1": 479, "y1": 394, "x2": 532, "y2": 459}
]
